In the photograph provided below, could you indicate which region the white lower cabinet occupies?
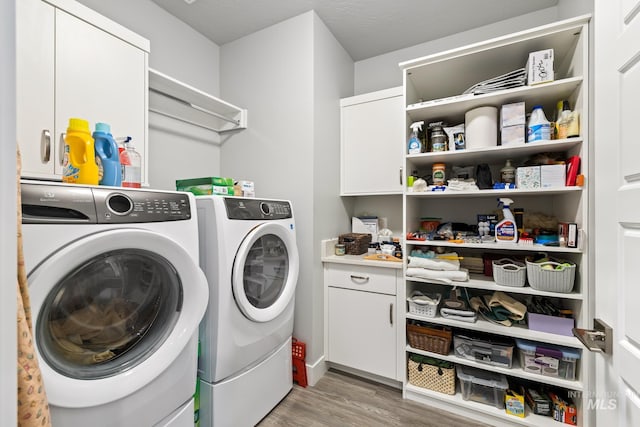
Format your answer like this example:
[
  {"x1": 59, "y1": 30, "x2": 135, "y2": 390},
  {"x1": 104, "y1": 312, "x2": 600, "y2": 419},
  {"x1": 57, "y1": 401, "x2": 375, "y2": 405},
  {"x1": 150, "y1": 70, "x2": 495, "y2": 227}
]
[{"x1": 324, "y1": 262, "x2": 401, "y2": 381}]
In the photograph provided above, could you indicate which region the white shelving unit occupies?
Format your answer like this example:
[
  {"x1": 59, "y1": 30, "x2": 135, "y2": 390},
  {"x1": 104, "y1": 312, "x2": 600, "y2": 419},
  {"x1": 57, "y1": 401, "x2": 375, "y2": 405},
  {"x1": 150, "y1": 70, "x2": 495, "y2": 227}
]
[
  {"x1": 148, "y1": 68, "x2": 247, "y2": 134},
  {"x1": 400, "y1": 15, "x2": 592, "y2": 426}
]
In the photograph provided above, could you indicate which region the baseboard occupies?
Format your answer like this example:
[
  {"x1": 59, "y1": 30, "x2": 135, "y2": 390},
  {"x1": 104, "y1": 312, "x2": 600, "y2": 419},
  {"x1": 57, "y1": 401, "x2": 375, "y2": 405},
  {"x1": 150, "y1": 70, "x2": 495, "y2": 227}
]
[
  {"x1": 304, "y1": 355, "x2": 328, "y2": 387},
  {"x1": 325, "y1": 362, "x2": 402, "y2": 389}
]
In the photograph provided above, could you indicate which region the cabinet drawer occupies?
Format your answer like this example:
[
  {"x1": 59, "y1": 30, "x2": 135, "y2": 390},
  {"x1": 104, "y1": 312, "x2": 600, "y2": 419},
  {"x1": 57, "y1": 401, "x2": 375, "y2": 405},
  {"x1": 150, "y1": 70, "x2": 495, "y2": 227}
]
[{"x1": 326, "y1": 264, "x2": 397, "y2": 295}]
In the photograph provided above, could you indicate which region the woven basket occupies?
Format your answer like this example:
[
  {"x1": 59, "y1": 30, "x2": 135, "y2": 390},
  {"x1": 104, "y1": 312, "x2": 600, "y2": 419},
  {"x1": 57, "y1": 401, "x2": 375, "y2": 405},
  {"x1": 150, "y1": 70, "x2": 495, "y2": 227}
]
[
  {"x1": 338, "y1": 233, "x2": 372, "y2": 255},
  {"x1": 492, "y1": 258, "x2": 527, "y2": 287},
  {"x1": 526, "y1": 260, "x2": 576, "y2": 293},
  {"x1": 406, "y1": 323, "x2": 452, "y2": 355},
  {"x1": 407, "y1": 356, "x2": 455, "y2": 395}
]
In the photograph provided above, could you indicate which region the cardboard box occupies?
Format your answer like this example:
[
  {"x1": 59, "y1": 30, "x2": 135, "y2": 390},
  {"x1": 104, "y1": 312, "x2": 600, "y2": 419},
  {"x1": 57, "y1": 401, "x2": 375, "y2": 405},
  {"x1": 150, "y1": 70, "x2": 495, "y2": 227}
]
[
  {"x1": 516, "y1": 166, "x2": 541, "y2": 189},
  {"x1": 541, "y1": 164, "x2": 566, "y2": 188},
  {"x1": 505, "y1": 387, "x2": 525, "y2": 418},
  {"x1": 501, "y1": 124, "x2": 526, "y2": 145},
  {"x1": 501, "y1": 102, "x2": 526, "y2": 128},
  {"x1": 527, "y1": 49, "x2": 555, "y2": 85},
  {"x1": 176, "y1": 177, "x2": 234, "y2": 196},
  {"x1": 525, "y1": 388, "x2": 552, "y2": 416}
]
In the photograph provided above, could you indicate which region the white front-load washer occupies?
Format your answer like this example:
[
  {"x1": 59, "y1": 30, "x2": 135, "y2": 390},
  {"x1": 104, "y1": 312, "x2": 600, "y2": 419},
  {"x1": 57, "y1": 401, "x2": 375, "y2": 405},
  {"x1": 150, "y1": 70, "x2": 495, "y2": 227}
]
[
  {"x1": 196, "y1": 196, "x2": 299, "y2": 427},
  {"x1": 21, "y1": 180, "x2": 209, "y2": 427}
]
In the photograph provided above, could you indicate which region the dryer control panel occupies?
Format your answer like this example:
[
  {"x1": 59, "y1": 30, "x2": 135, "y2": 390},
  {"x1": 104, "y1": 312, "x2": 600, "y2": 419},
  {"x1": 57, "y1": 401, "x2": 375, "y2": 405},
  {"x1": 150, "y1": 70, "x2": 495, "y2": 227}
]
[
  {"x1": 21, "y1": 181, "x2": 192, "y2": 224},
  {"x1": 224, "y1": 198, "x2": 292, "y2": 220}
]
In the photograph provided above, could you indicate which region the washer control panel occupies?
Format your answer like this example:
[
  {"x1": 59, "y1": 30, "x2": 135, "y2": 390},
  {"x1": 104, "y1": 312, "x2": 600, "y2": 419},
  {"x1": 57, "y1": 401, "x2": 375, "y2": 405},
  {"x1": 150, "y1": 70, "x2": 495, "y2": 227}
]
[
  {"x1": 94, "y1": 188, "x2": 191, "y2": 223},
  {"x1": 225, "y1": 198, "x2": 292, "y2": 220},
  {"x1": 20, "y1": 181, "x2": 191, "y2": 224}
]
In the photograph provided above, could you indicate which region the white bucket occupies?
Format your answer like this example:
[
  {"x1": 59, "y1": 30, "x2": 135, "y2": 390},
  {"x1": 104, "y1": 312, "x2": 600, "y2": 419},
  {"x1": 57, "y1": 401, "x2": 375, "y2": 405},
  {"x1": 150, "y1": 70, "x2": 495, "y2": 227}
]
[{"x1": 465, "y1": 106, "x2": 498, "y2": 149}]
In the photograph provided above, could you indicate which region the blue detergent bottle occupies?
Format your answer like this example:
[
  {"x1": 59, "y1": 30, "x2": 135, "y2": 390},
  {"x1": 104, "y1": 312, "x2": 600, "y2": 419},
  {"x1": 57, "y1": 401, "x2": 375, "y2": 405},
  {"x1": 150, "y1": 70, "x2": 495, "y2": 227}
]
[{"x1": 93, "y1": 122, "x2": 122, "y2": 186}]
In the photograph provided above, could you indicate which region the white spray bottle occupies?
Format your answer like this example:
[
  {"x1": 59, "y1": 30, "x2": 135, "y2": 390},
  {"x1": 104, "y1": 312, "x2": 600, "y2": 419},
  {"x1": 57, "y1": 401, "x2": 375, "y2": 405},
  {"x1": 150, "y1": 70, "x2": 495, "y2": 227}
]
[
  {"x1": 407, "y1": 121, "x2": 424, "y2": 154},
  {"x1": 495, "y1": 198, "x2": 518, "y2": 243}
]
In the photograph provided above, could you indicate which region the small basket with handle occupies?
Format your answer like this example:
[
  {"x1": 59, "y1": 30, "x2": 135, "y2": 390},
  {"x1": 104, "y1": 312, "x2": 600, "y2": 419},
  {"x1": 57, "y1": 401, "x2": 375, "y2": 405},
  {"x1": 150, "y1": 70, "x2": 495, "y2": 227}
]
[{"x1": 407, "y1": 353, "x2": 455, "y2": 395}]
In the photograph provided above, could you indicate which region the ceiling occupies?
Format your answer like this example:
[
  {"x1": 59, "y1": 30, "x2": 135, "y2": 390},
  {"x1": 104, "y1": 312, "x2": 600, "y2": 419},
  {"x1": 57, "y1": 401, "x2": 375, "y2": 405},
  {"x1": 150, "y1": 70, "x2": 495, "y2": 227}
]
[{"x1": 151, "y1": 0, "x2": 559, "y2": 61}]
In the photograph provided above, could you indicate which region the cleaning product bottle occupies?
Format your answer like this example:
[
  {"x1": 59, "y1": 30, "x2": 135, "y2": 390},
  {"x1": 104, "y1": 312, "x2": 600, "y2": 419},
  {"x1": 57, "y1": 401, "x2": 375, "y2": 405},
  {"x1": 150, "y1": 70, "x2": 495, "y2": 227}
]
[
  {"x1": 495, "y1": 198, "x2": 518, "y2": 243},
  {"x1": 62, "y1": 118, "x2": 99, "y2": 185},
  {"x1": 556, "y1": 101, "x2": 572, "y2": 140},
  {"x1": 527, "y1": 105, "x2": 550, "y2": 142},
  {"x1": 407, "y1": 121, "x2": 424, "y2": 154},
  {"x1": 93, "y1": 122, "x2": 122, "y2": 186},
  {"x1": 120, "y1": 138, "x2": 142, "y2": 188}
]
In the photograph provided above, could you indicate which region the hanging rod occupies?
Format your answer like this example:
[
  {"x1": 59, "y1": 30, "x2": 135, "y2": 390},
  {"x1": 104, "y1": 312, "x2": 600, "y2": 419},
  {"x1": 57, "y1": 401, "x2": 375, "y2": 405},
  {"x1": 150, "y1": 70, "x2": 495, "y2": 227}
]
[
  {"x1": 149, "y1": 107, "x2": 229, "y2": 133},
  {"x1": 149, "y1": 87, "x2": 241, "y2": 126}
]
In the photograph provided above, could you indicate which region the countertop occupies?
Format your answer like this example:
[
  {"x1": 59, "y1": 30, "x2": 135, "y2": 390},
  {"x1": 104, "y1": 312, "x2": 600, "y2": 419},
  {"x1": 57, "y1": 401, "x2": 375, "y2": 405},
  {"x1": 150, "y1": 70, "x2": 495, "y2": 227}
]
[{"x1": 321, "y1": 239, "x2": 403, "y2": 269}]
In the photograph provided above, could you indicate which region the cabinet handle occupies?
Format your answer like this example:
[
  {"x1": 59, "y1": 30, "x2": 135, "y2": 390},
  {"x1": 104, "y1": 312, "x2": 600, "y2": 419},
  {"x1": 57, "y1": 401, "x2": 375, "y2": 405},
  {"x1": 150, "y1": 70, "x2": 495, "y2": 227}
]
[
  {"x1": 389, "y1": 303, "x2": 394, "y2": 325},
  {"x1": 349, "y1": 274, "x2": 369, "y2": 283},
  {"x1": 40, "y1": 129, "x2": 51, "y2": 163},
  {"x1": 58, "y1": 133, "x2": 66, "y2": 166},
  {"x1": 399, "y1": 167, "x2": 403, "y2": 185}
]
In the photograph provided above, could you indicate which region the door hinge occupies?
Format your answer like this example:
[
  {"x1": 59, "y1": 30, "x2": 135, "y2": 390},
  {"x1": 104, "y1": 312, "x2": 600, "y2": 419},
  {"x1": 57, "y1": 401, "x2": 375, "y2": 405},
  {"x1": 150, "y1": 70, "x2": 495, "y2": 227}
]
[{"x1": 573, "y1": 318, "x2": 612, "y2": 354}]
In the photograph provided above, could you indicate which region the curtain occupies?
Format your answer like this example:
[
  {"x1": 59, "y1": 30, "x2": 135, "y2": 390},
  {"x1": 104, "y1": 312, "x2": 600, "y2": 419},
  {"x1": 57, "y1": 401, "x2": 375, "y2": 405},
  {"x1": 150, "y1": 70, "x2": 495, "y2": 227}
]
[{"x1": 16, "y1": 147, "x2": 51, "y2": 426}]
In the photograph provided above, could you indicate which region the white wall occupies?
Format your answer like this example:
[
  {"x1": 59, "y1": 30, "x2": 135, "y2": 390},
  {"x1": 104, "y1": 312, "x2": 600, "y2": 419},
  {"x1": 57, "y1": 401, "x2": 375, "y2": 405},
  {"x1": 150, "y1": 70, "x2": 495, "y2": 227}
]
[
  {"x1": 1, "y1": 1, "x2": 17, "y2": 424},
  {"x1": 220, "y1": 11, "x2": 353, "y2": 367},
  {"x1": 311, "y1": 13, "x2": 354, "y2": 366},
  {"x1": 77, "y1": 0, "x2": 224, "y2": 190}
]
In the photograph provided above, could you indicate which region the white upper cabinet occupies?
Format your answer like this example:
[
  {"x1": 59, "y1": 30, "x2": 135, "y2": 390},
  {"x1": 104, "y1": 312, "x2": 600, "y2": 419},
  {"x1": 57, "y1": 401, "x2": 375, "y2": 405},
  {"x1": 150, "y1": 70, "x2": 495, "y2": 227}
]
[
  {"x1": 17, "y1": 0, "x2": 150, "y2": 184},
  {"x1": 340, "y1": 87, "x2": 404, "y2": 195}
]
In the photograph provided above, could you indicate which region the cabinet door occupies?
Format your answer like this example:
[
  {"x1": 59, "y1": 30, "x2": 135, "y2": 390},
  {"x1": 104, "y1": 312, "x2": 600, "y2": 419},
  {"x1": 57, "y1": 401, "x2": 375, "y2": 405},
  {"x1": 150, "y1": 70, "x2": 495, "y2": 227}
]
[
  {"x1": 16, "y1": 0, "x2": 55, "y2": 178},
  {"x1": 55, "y1": 9, "x2": 147, "y2": 182},
  {"x1": 328, "y1": 286, "x2": 396, "y2": 379},
  {"x1": 340, "y1": 88, "x2": 404, "y2": 195}
]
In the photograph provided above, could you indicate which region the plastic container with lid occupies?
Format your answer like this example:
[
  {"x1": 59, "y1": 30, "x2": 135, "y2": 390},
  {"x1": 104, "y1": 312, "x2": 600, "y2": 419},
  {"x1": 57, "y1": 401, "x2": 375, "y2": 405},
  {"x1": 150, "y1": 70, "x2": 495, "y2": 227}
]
[
  {"x1": 62, "y1": 118, "x2": 99, "y2": 185},
  {"x1": 527, "y1": 105, "x2": 551, "y2": 142},
  {"x1": 93, "y1": 122, "x2": 121, "y2": 187},
  {"x1": 457, "y1": 365, "x2": 509, "y2": 409},
  {"x1": 515, "y1": 338, "x2": 581, "y2": 380}
]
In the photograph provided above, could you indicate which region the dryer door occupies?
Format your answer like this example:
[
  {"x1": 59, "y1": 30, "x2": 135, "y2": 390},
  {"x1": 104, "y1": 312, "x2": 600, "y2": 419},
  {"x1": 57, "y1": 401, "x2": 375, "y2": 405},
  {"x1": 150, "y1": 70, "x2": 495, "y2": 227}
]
[
  {"x1": 28, "y1": 228, "x2": 208, "y2": 407},
  {"x1": 232, "y1": 222, "x2": 299, "y2": 322}
]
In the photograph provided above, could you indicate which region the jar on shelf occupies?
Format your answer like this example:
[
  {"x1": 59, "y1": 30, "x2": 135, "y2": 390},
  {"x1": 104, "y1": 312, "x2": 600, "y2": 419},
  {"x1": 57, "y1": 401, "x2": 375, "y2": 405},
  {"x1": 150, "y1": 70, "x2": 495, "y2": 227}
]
[
  {"x1": 432, "y1": 163, "x2": 446, "y2": 186},
  {"x1": 500, "y1": 159, "x2": 516, "y2": 183},
  {"x1": 430, "y1": 125, "x2": 448, "y2": 152}
]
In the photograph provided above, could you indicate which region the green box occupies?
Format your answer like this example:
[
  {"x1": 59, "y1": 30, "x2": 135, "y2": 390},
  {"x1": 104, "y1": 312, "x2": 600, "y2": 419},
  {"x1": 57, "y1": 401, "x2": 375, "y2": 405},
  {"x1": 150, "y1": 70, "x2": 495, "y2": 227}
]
[{"x1": 176, "y1": 177, "x2": 235, "y2": 196}]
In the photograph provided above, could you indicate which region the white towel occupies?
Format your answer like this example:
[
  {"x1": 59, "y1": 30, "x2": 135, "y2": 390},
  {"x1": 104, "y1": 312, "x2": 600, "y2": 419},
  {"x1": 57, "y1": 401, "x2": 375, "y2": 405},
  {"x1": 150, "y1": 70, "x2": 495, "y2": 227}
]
[
  {"x1": 406, "y1": 267, "x2": 469, "y2": 282},
  {"x1": 407, "y1": 254, "x2": 460, "y2": 271}
]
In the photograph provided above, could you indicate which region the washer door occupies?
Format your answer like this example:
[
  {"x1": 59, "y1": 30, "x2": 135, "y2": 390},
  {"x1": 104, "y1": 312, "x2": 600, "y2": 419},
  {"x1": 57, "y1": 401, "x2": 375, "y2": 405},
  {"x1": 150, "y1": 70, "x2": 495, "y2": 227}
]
[
  {"x1": 232, "y1": 222, "x2": 299, "y2": 322},
  {"x1": 28, "y1": 228, "x2": 208, "y2": 407}
]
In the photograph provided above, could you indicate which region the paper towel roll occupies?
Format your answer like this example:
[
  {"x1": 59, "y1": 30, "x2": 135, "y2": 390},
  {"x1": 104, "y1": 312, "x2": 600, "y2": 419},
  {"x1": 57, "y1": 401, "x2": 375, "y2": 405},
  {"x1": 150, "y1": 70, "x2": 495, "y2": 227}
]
[{"x1": 465, "y1": 106, "x2": 498, "y2": 149}]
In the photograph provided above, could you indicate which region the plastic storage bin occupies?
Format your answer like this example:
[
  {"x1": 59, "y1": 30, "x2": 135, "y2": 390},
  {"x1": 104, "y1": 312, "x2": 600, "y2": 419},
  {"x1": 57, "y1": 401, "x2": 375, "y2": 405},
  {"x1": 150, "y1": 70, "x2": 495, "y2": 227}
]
[
  {"x1": 457, "y1": 365, "x2": 509, "y2": 409},
  {"x1": 407, "y1": 291, "x2": 441, "y2": 318},
  {"x1": 453, "y1": 333, "x2": 515, "y2": 368},
  {"x1": 515, "y1": 339, "x2": 581, "y2": 380}
]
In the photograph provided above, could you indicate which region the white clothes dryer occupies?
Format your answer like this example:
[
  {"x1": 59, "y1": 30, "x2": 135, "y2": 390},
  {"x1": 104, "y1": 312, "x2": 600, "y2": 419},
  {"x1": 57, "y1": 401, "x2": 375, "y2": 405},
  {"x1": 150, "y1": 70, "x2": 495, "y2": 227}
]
[
  {"x1": 196, "y1": 196, "x2": 299, "y2": 427},
  {"x1": 21, "y1": 181, "x2": 209, "y2": 427}
]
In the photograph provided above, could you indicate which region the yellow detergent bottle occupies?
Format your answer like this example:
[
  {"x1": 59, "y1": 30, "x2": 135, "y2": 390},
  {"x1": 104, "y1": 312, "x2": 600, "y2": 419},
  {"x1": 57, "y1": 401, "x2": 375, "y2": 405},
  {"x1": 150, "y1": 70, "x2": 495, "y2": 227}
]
[{"x1": 62, "y1": 118, "x2": 99, "y2": 185}]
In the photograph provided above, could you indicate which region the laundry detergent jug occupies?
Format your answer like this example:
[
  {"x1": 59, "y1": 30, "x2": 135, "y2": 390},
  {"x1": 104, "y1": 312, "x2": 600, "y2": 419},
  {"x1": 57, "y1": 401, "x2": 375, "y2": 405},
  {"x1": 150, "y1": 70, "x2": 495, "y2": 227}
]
[
  {"x1": 93, "y1": 122, "x2": 122, "y2": 186},
  {"x1": 62, "y1": 118, "x2": 99, "y2": 185}
]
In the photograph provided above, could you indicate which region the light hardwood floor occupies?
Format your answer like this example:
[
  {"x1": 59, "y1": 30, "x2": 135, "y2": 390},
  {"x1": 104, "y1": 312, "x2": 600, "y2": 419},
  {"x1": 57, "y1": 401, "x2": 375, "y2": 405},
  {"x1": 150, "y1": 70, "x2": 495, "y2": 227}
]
[{"x1": 257, "y1": 369, "x2": 491, "y2": 427}]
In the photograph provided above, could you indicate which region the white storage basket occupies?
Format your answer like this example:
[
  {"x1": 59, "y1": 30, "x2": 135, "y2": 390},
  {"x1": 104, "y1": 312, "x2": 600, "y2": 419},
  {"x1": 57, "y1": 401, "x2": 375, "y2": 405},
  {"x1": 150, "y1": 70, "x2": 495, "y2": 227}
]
[
  {"x1": 407, "y1": 291, "x2": 441, "y2": 318},
  {"x1": 492, "y1": 258, "x2": 526, "y2": 287},
  {"x1": 526, "y1": 260, "x2": 576, "y2": 293}
]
